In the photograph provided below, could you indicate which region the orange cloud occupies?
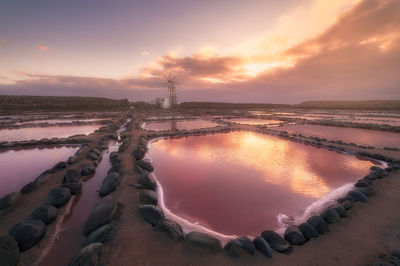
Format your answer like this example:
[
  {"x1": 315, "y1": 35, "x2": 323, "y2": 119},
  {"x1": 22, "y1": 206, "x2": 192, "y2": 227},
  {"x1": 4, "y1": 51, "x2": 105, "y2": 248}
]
[
  {"x1": 36, "y1": 45, "x2": 48, "y2": 51},
  {"x1": 0, "y1": 40, "x2": 9, "y2": 45}
]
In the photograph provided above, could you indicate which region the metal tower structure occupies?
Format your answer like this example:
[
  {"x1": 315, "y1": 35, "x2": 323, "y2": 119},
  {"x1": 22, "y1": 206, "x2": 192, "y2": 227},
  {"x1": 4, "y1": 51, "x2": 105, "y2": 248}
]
[{"x1": 167, "y1": 73, "x2": 177, "y2": 106}]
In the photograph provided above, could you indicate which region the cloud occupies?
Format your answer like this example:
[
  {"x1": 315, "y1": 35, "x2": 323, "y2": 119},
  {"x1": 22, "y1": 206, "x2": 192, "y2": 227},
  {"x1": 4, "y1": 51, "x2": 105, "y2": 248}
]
[
  {"x1": 0, "y1": 40, "x2": 9, "y2": 45},
  {"x1": 36, "y1": 45, "x2": 48, "y2": 51},
  {"x1": 141, "y1": 51, "x2": 150, "y2": 56},
  {"x1": 1, "y1": 0, "x2": 399, "y2": 103}
]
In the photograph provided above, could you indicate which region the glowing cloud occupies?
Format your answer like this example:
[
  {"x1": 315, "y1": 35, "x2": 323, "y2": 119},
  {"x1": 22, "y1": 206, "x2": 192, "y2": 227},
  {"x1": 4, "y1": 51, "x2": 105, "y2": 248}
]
[{"x1": 36, "y1": 45, "x2": 48, "y2": 51}]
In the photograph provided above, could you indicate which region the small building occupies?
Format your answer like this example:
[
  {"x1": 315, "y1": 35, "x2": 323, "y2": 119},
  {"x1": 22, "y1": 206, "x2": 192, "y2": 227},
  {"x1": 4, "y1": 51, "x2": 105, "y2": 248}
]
[{"x1": 156, "y1": 97, "x2": 171, "y2": 109}]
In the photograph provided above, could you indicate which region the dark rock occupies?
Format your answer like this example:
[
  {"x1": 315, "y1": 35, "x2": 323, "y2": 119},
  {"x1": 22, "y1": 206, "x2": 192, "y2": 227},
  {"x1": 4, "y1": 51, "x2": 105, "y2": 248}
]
[
  {"x1": 253, "y1": 236, "x2": 272, "y2": 258},
  {"x1": 355, "y1": 180, "x2": 370, "y2": 188},
  {"x1": 321, "y1": 208, "x2": 341, "y2": 223},
  {"x1": 84, "y1": 199, "x2": 118, "y2": 235},
  {"x1": 30, "y1": 205, "x2": 58, "y2": 225},
  {"x1": 133, "y1": 148, "x2": 145, "y2": 160},
  {"x1": 347, "y1": 190, "x2": 367, "y2": 202},
  {"x1": 139, "y1": 205, "x2": 163, "y2": 226},
  {"x1": 298, "y1": 223, "x2": 318, "y2": 241},
  {"x1": 81, "y1": 165, "x2": 95, "y2": 176},
  {"x1": 64, "y1": 169, "x2": 81, "y2": 183},
  {"x1": 153, "y1": 219, "x2": 184, "y2": 240},
  {"x1": 61, "y1": 183, "x2": 82, "y2": 195},
  {"x1": 391, "y1": 250, "x2": 400, "y2": 259},
  {"x1": 90, "y1": 148, "x2": 102, "y2": 156},
  {"x1": 51, "y1": 161, "x2": 67, "y2": 172},
  {"x1": 67, "y1": 155, "x2": 78, "y2": 165},
  {"x1": 20, "y1": 181, "x2": 38, "y2": 194},
  {"x1": 87, "y1": 152, "x2": 99, "y2": 160},
  {"x1": 356, "y1": 187, "x2": 372, "y2": 197},
  {"x1": 110, "y1": 157, "x2": 121, "y2": 165},
  {"x1": 224, "y1": 236, "x2": 255, "y2": 257},
  {"x1": 137, "y1": 173, "x2": 157, "y2": 190},
  {"x1": 307, "y1": 216, "x2": 329, "y2": 234},
  {"x1": 84, "y1": 224, "x2": 115, "y2": 246},
  {"x1": 364, "y1": 173, "x2": 379, "y2": 181},
  {"x1": 99, "y1": 145, "x2": 108, "y2": 151},
  {"x1": 360, "y1": 178, "x2": 373, "y2": 185},
  {"x1": 139, "y1": 189, "x2": 158, "y2": 206},
  {"x1": 8, "y1": 219, "x2": 46, "y2": 251},
  {"x1": 136, "y1": 160, "x2": 154, "y2": 172},
  {"x1": 99, "y1": 172, "x2": 119, "y2": 197},
  {"x1": 284, "y1": 226, "x2": 306, "y2": 245},
  {"x1": 332, "y1": 204, "x2": 347, "y2": 217},
  {"x1": 34, "y1": 170, "x2": 50, "y2": 185},
  {"x1": 0, "y1": 234, "x2": 19, "y2": 266},
  {"x1": 0, "y1": 192, "x2": 20, "y2": 211},
  {"x1": 109, "y1": 151, "x2": 119, "y2": 159},
  {"x1": 45, "y1": 187, "x2": 71, "y2": 208},
  {"x1": 107, "y1": 166, "x2": 120, "y2": 175},
  {"x1": 338, "y1": 195, "x2": 355, "y2": 203},
  {"x1": 185, "y1": 232, "x2": 222, "y2": 251},
  {"x1": 68, "y1": 243, "x2": 103, "y2": 266},
  {"x1": 261, "y1": 231, "x2": 292, "y2": 254},
  {"x1": 342, "y1": 200, "x2": 352, "y2": 210},
  {"x1": 372, "y1": 168, "x2": 389, "y2": 178}
]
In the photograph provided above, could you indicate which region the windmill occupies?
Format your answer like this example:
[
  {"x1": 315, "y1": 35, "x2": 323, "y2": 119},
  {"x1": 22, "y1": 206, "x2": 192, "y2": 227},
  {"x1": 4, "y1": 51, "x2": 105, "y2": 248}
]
[{"x1": 166, "y1": 73, "x2": 177, "y2": 106}]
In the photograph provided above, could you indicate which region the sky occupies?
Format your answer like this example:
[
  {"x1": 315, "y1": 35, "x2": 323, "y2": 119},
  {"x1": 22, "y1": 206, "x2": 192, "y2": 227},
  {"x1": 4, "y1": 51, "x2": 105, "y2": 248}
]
[{"x1": 0, "y1": 0, "x2": 399, "y2": 103}]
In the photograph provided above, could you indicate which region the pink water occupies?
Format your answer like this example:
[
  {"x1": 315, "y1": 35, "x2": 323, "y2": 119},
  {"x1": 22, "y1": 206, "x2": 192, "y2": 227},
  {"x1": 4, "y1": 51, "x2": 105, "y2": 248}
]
[
  {"x1": 16, "y1": 118, "x2": 108, "y2": 125},
  {"x1": 226, "y1": 118, "x2": 283, "y2": 125},
  {"x1": 274, "y1": 124, "x2": 400, "y2": 148},
  {"x1": 0, "y1": 146, "x2": 79, "y2": 197},
  {"x1": 39, "y1": 143, "x2": 118, "y2": 266},
  {"x1": 143, "y1": 120, "x2": 219, "y2": 131},
  {"x1": 0, "y1": 125, "x2": 100, "y2": 142},
  {"x1": 148, "y1": 131, "x2": 377, "y2": 236}
]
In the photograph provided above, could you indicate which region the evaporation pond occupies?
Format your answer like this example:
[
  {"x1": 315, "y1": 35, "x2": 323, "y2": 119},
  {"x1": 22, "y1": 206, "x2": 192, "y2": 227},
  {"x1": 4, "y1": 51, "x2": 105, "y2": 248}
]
[
  {"x1": 0, "y1": 125, "x2": 100, "y2": 142},
  {"x1": 226, "y1": 118, "x2": 283, "y2": 125},
  {"x1": 148, "y1": 131, "x2": 377, "y2": 236},
  {"x1": 143, "y1": 120, "x2": 219, "y2": 131},
  {"x1": 0, "y1": 146, "x2": 79, "y2": 197},
  {"x1": 274, "y1": 124, "x2": 400, "y2": 148}
]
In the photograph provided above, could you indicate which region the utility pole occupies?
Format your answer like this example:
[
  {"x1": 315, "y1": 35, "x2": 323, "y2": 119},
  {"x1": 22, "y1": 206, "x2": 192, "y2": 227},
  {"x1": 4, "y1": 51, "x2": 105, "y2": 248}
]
[{"x1": 167, "y1": 73, "x2": 177, "y2": 106}]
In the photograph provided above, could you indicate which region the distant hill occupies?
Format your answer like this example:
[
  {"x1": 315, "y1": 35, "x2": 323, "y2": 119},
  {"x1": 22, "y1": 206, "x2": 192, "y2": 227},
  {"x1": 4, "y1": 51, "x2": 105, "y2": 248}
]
[
  {"x1": 0, "y1": 95, "x2": 130, "y2": 112},
  {"x1": 179, "y1": 102, "x2": 289, "y2": 109},
  {"x1": 179, "y1": 100, "x2": 400, "y2": 110},
  {"x1": 296, "y1": 100, "x2": 400, "y2": 110}
]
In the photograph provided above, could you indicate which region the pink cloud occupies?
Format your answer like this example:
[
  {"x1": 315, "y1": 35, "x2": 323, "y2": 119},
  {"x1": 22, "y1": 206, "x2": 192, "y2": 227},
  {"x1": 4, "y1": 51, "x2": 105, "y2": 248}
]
[{"x1": 36, "y1": 45, "x2": 48, "y2": 51}]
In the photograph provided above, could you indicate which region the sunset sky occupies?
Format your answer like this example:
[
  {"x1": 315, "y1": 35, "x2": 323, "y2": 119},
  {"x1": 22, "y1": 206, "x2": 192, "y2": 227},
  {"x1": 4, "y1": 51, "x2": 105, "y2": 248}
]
[{"x1": 0, "y1": 0, "x2": 399, "y2": 103}]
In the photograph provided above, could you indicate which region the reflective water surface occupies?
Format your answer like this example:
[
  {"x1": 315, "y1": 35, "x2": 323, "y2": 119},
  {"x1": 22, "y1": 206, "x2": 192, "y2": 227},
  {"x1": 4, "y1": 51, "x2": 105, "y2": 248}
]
[
  {"x1": 274, "y1": 124, "x2": 400, "y2": 148},
  {"x1": 148, "y1": 131, "x2": 377, "y2": 236},
  {"x1": 225, "y1": 118, "x2": 283, "y2": 125},
  {"x1": 39, "y1": 143, "x2": 118, "y2": 266},
  {"x1": 0, "y1": 146, "x2": 79, "y2": 197},
  {"x1": 39, "y1": 119, "x2": 130, "y2": 266},
  {"x1": 16, "y1": 118, "x2": 108, "y2": 125},
  {"x1": 0, "y1": 125, "x2": 100, "y2": 142},
  {"x1": 143, "y1": 119, "x2": 219, "y2": 131}
]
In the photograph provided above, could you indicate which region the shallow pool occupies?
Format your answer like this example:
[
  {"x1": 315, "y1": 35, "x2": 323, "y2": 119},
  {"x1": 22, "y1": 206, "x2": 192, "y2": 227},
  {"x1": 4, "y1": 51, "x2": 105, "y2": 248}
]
[
  {"x1": 147, "y1": 131, "x2": 378, "y2": 237},
  {"x1": 0, "y1": 146, "x2": 79, "y2": 197},
  {"x1": 0, "y1": 125, "x2": 100, "y2": 142},
  {"x1": 274, "y1": 124, "x2": 400, "y2": 148},
  {"x1": 143, "y1": 119, "x2": 219, "y2": 131},
  {"x1": 225, "y1": 118, "x2": 283, "y2": 125}
]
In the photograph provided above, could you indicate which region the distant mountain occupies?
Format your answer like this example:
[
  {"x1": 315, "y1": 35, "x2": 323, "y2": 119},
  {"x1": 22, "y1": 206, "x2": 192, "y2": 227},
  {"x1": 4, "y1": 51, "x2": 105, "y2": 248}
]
[
  {"x1": 296, "y1": 100, "x2": 400, "y2": 110},
  {"x1": 0, "y1": 95, "x2": 130, "y2": 112}
]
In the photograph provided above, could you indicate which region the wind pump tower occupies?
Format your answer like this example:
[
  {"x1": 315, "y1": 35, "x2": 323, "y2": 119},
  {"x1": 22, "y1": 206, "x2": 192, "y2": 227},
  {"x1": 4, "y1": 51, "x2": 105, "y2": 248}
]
[{"x1": 167, "y1": 74, "x2": 177, "y2": 106}]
